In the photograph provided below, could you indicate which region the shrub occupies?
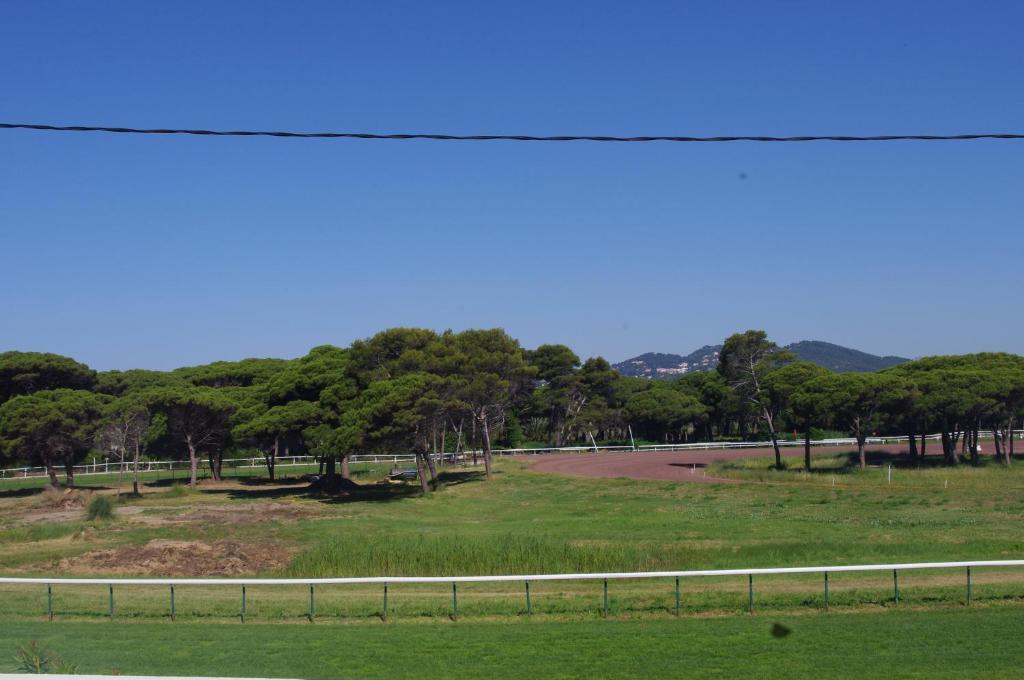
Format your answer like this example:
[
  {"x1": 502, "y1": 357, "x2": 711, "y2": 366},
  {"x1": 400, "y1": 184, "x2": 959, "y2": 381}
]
[
  {"x1": 165, "y1": 484, "x2": 189, "y2": 498},
  {"x1": 85, "y1": 494, "x2": 115, "y2": 521},
  {"x1": 14, "y1": 640, "x2": 79, "y2": 674}
]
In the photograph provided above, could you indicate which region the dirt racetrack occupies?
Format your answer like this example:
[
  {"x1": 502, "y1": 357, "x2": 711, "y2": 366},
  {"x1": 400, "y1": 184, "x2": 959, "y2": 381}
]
[{"x1": 525, "y1": 443, "x2": 914, "y2": 483}]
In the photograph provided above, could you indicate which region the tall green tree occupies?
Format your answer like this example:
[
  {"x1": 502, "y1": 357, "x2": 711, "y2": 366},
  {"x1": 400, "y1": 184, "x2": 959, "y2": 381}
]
[
  {"x1": 233, "y1": 399, "x2": 320, "y2": 480},
  {"x1": 624, "y1": 383, "x2": 707, "y2": 443},
  {"x1": 819, "y1": 373, "x2": 906, "y2": 469},
  {"x1": 446, "y1": 329, "x2": 532, "y2": 478},
  {"x1": 347, "y1": 372, "x2": 448, "y2": 492},
  {"x1": 0, "y1": 352, "x2": 96, "y2": 404},
  {"x1": 145, "y1": 387, "x2": 236, "y2": 486},
  {"x1": 96, "y1": 396, "x2": 152, "y2": 495},
  {"x1": 572, "y1": 358, "x2": 621, "y2": 447},
  {"x1": 765, "y1": 362, "x2": 830, "y2": 470},
  {"x1": 982, "y1": 368, "x2": 1024, "y2": 464},
  {"x1": 0, "y1": 389, "x2": 108, "y2": 486},
  {"x1": 677, "y1": 371, "x2": 732, "y2": 440},
  {"x1": 914, "y1": 370, "x2": 992, "y2": 465},
  {"x1": 718, "y1": 330, "x2": 793, "y2": 467},
  {"x1": 172, "y1": 358, "x2": 290, "y2": 388},
  {"x1": 95, "y1": 369, "x2": 181, "y2": 397},
  {"x1": 525, "y1": 344, "x2": 582, "y2": 446}
]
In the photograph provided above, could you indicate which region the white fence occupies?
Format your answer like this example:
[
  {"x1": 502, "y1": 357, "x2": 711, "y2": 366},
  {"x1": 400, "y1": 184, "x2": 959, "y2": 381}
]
[
  {"x1": 3, "y1": 559, "x2": 1020, "y2": 586},
  {"x1": 2, "y1": 560, "x2": 1020, "y2": 620},
  {"x1": 2, "y1": 431, "x2": 1020, "y2": 482}
]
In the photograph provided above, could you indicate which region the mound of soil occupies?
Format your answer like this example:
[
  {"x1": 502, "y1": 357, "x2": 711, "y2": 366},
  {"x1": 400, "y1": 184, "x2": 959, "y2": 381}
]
[
  {"x1": 174, "y1": 502, "x2": 315, "y2": 525},
  {"x1": 40, "y1": 487, "x2": 88, "y2": 510},
  {"x1": 49, "y1": 539, "x2": 294, "y2": 576}
]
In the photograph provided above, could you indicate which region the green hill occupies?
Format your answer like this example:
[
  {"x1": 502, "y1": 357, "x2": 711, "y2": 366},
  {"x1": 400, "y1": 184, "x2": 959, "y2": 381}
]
[{"x1": 614, "y1": 340, "x2": 908, "y2": 377}]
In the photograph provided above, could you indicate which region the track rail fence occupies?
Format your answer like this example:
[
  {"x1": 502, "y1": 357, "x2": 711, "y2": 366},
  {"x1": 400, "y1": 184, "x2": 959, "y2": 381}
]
[
  {"x1": 3, "y1": 560, "x2": 1021, "y2": 622},
  {"x1": 4, "y1": 432, "x2": 1021, "y2": 483}
]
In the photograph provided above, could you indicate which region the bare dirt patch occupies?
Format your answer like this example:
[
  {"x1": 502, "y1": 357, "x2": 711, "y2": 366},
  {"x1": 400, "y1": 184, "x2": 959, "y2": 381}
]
[
  {"x1": 174, "y1": 501, "x2": 316, "y2": 525},
  {"x1": 44, "y1": 538, "x2": 295, "y2": 576},
  {"x1": 123, "y1": 501, "x2": 319, "y2": 528},
  {"x1": 524, "y1": 444, "x2": 914, "y2": 483},
  {"x1": 15, "y1": 488, "x2": 92, "y2": 524}
]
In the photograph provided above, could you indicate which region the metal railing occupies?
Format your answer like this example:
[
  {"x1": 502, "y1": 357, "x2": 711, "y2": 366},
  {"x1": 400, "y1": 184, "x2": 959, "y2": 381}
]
[{"x1": 3, "y1": 560, "x2": 1021, "y2": 621}]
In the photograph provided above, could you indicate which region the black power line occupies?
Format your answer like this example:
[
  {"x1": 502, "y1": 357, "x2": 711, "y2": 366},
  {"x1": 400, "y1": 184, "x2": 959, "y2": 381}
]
[{"x1": 2, "y1": 122, "x2": 1023, "y2": 143}]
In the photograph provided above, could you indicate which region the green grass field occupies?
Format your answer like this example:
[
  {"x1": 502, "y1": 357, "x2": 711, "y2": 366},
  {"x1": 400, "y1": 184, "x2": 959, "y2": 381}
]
[
  {"x1": 0, "y1": 453, "x2": 1022, "y2": 676},
  {"x1": 2, "y1": 608, "x2": 1022, "y2": 678}
]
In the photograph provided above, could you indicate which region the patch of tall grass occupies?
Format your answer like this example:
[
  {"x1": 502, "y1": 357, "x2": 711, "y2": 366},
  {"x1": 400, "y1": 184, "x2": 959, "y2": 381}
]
[
  {"x1": 286, "y1": 533, "x2": 698, "y2": 577},
  {"x1": 164, "y1": 484, "x2": 191, "y2": 498},
  {"x1": 0, "y1": 523, "x2": 82, "y2": 544}
]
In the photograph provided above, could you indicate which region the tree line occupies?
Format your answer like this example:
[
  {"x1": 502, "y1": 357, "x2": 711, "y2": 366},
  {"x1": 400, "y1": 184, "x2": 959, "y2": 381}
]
[{"x1": 1, "y1": 329, "x2": 1022, "y2": 492}]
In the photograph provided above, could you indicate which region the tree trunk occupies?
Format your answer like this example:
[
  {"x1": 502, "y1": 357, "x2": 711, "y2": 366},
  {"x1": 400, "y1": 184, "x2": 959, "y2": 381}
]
[
  {"x1": 480, "y1": 414, "x2": 493, "y2": 478},
  {"x1": 470, "y1": 419, "x2": 479, "y2": 465},
  {"x1": 762, "y1": 408, "x2": 782, "y2": 469},
  {"x1": 424, "y1": 449, "x2": 438, "y2": 486},
  {"x1": 63, "y1": 458, "x2": 75, "y2": 487},
  {"x1": 1010, "y1": 418, "x2": 1015, "y2": 459},
  {"x1": 132, "y1": 441, "x2": 141, "y2": 496},
  {"x1": 414, "y1": 452, "x2": 430, "y2": 493},
  {"x1": 341, "y1": 454, "x2": 350, "y2": 480},
  {"x1": 857, "y1": 435, "x2": 867, "y2": 469},
  {"x1": 44, "y1": 459, "x2": 61, "y2": 487},
  {"x1": 453, "y1": 419, "x2": 464, "y2": 462},
  {"x1": 996, "y1": 422, "x2": 1012, "y2": 465},
  {"x1": 770, "y1": 431, "x2": 782, "y2": 469},
  {"x1": 264, "y1": 438, "x2": 278, "y2": 481},
  {"x1": 908, "y1": 430, "x2": 918, "y2": 462},
  {"x1": 208, "y1": 452, "x2": 222, "y2": 481},
  {"x1": 325, "y1": 454, "x2": 337, "y2": 483},
  {"x1": 941, "y1": 430, "x2": 959, "y2": 466},
  {"x1": 920, "y1": 433, "x2": 926, "y2": 458},
  {"x1": 804, "y1": 428, "x2": 812, "y2": 472},
  {"x1": 186, "y1": 435, "x2": 199, "y2": 487}
]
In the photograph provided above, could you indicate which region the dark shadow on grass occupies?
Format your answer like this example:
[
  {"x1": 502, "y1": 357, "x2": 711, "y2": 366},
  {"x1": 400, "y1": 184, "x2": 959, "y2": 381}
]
[
  {"x1": 857, "y1": 450, "x2": 1000, "y2": 469},
  {"x1": 437, "y1": 469, "x2": 488, "y2": 486},
  {"x1": 314, "y1": 469, "x2": 487, "y2": 504},
  {"x1": 144, "y1": 477, "x2": 201, "y2": 489},
  {"x1": 0, "y1": 486, "x2": 47, "y2": 499},
  {"x1": 133, "y1": 467, "x2": 489, "y2": 503},
  {"x1": 235, "y1": 476, "x2": 310, "y2": 487}
]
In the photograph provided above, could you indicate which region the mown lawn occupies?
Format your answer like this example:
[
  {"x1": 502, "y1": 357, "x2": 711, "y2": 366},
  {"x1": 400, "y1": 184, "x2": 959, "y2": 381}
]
[{"x1": 1, "y1": 607, "x2": 1022, "y2": 678}]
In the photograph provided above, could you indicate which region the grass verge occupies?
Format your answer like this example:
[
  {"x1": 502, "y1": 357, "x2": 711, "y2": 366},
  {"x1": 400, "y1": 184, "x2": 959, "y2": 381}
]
[{"x1": 0, "y1": 607, "x2": 1021, "y2": 678}]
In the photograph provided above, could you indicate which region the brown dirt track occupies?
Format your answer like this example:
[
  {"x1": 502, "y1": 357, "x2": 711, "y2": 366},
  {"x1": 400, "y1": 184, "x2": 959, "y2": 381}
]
[{"x1": 524, "y1": 443, "x2": 914, "y2": 483}]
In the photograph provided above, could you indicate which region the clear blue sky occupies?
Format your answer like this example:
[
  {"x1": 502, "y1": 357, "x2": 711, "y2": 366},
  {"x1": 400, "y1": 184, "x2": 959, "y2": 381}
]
[{"x1": 2, "y1": 1, "x2": 1022, "y2": 370}]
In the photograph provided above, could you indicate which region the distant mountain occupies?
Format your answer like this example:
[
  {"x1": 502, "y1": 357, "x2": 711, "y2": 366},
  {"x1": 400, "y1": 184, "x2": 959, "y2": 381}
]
[
  {"x1": 785, "y1": 340, "x2": 908, "y2": 373},
  {"x1": 614, "y1": 346, "x2": 721, "y2": 378},
  {"x1": 613, "y1": 340, "x2": 908, "y2": 378}
]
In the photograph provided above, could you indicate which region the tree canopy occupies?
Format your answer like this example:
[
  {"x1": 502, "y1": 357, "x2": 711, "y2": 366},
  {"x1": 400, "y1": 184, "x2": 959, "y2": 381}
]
[{"x1": 0, "y1": 331, "x2": 1021, "y2": 492}]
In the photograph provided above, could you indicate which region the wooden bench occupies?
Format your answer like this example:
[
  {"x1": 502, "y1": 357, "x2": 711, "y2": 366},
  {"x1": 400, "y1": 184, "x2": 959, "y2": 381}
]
[{"x1": 389, "y1": 467, "x2": 418, "y2": 481}]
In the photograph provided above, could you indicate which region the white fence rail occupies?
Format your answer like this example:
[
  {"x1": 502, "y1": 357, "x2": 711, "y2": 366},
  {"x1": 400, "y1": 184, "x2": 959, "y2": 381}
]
[
  {"x1": 2, "y1": 559, "x2": 1021, "y2": 586},
  {"x1": 2, "y1": 431, "x2": 1021, "y2": 482},
  {"x1": 3, "y1": 560, "x2": 1020, "y2": 620}
]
